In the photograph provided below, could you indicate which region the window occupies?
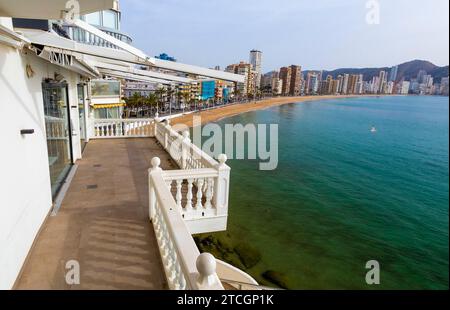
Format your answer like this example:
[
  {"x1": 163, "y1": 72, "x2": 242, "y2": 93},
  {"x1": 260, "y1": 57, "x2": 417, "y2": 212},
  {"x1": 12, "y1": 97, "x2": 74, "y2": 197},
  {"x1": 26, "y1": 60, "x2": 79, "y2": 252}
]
[
  {"x1": 85, "y1": 12, "x2": 101, "y2": 26},
  {"x1": 94, "y1": 107, "x2": 122, "y2": 119},
  {"x1": 103, "y1": 10, "x2": 118, "y2": 30},
  {"x1": 42, "y1": 83, "x2": 73, "y2": 198},
  {"x1": 91, "y1": 80, "x2": 120, "y2": 97}
]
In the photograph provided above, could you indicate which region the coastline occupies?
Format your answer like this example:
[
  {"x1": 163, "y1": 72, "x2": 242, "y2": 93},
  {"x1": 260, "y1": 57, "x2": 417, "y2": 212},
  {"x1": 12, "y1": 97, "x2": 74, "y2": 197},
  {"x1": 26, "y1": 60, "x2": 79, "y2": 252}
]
[
  {"x1": 170, "y1": 94, "x2": 395, "y2": 127},
  {"x1": 189, "y1": 95, "x2": 448, "y2": 289}
]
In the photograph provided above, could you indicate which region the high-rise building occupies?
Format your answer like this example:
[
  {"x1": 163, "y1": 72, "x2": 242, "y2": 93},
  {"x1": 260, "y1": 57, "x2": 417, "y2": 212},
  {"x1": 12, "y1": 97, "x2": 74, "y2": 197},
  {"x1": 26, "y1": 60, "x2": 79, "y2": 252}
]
[
  {"x1": 417, "y1": 70, "x2": 427, "y2": 83},
  {"x1": 337, "y1": 75, "x2": 344, "y2": 93},
  {"x1": 226, "y1": 62, "x2": 253, "y2": 96},
  {"x1": 399, "y1": 81, "x2": 411, "y2": 95},
  {"x1": 325, "y1": 75, "x2": 333, "y2": 94},
  {"x1": 305, "y1": 72, "x2": 320, "y2": 95},
  {"x1": 378, "y1": 71, "x2": 387, "y2": 94},
  {"x1": 440, "y1": 77, "x2": 449, "y2": 96},
  {"x1": 389, "y1": 65, "x2": 399, "y2": 82},
  {"x1": 200, "y1": 80, "x2": 216, "y2": 100},
  {"x1": 272, "y1": 78, "x2": 283, "y2": 96},
  {"x1": 289, "y1": 65, "x2": 302, "y2": 96},
  {"x1": 387, "y1": 81, "x2": 395, "y2": 94},
  {"x1": 249, "y1": 50, "x2": 262, "y2": 89},
  {"x1": 279, "y1": 67, "x2": 292, "y2": 96},
  {"x1": 348, "y1": 75, "x2": 358, "y2": 94},
  {"x1": 355, "y1": 74, "x2": 364, "y2": 94},
  {"x1": 342, "y1": 74, "x2": 350, "y2": 94}
]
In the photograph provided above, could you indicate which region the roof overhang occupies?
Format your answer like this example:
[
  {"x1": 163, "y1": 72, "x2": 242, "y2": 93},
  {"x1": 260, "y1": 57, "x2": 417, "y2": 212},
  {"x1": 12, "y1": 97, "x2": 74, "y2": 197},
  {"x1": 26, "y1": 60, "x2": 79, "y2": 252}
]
[
  {"x1": 0, "y1": 23, "x2": 30, "y2": 48},
  {"x1": 20, "y1": 29, "x2": 151, "y2": 65},
  {"x1": 71, "y1": 19, "x2": 153, "y2": 65},
  {"x1": 0, "y1": 0, "x2": 116, "y2": 19}
]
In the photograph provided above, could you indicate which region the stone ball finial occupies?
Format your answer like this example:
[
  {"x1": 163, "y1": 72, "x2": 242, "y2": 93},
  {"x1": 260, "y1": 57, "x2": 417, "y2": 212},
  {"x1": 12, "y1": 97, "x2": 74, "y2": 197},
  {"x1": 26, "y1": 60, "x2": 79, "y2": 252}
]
[
  {"x1": 196, "y1": 253, "x2": 217, "y2": 278},
  {"x1": 151, "y1": 157, "x2": 161, "y2": 169},
  {"x1": 218, "y1": 154, "x2": 228, "y2": 165}
]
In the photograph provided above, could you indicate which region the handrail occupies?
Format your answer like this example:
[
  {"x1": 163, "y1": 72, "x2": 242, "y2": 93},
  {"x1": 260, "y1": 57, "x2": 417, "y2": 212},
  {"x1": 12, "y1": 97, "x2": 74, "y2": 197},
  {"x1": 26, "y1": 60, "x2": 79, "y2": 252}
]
[
  {"x1": 92, "y1": 118, "x2": 155, "y2": 138},
  {"x1": 162, "y1": 168, "x2": 219, "y2": 180},
  {"x1": 155, "y1": 120, "x2": 226, "y2": 170}
]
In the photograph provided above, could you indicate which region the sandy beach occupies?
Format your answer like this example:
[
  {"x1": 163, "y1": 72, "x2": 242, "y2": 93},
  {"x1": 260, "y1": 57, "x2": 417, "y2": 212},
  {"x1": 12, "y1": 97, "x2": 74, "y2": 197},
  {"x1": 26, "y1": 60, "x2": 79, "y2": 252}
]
[{"x1": 170, "y1": 95, "x2": 384, "y2": 127}]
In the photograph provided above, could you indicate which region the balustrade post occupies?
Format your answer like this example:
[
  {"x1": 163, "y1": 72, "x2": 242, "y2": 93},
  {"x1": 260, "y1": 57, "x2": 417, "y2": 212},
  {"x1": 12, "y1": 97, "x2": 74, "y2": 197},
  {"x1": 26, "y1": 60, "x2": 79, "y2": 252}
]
[
  {"x1": 164, "y1": 120, "x2": 171, "y2": 150},
  {"x1": 149, "y1": 157, "x2": 162, "y2": 221},
  {"x1": 196, "y1": 253, "x2": 220, "y2": 289},
  {"x1": 214, "y1": 154, "x2": 231, "y2": 216},
  {"x1": 154, "y1": 113, "x2": 160, "y2": 138},
  {"x1": 181, "y1": 131, "x2": 191, "y2": 170}
]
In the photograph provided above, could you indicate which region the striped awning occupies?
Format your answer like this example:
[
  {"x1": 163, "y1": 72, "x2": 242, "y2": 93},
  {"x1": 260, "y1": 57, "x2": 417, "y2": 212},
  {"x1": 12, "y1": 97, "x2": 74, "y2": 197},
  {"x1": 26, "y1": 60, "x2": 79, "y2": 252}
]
[{"x1": 92, "y1": 103, "x2": 125, "y2": 109}]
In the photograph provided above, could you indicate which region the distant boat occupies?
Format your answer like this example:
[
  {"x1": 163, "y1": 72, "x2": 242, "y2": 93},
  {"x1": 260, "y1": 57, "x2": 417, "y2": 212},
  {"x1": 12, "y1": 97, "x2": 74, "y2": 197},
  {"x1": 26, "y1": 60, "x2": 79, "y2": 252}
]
[{"x1": 371, "y1": 126, "x2": 377, "y2": 133}]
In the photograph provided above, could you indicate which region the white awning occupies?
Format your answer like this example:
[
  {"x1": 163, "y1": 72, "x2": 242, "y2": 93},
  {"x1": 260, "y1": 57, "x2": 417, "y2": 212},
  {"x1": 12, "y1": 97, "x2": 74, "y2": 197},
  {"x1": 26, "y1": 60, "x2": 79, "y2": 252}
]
[
  {"x1": 71, "y1": 19, "x2": 245, "y2": 83},
  {"x1": 0, "y1": 0, "x2": 116, "y2": 19},
  {"x1": 90, "y1": 60, "x2": 193, "y2": 84},
  {"x1": 152, "y1": 58, "x2": 246, "y2": 83},
  {"x1": 37, "y1": 47, "x2": 100, "y2": 78},
  {"x1": 98, "y1": 69, "x2": 174, "y2": 86},
  {"x1": 20, "y1": 29, "x2": 246, "y2": 84}
]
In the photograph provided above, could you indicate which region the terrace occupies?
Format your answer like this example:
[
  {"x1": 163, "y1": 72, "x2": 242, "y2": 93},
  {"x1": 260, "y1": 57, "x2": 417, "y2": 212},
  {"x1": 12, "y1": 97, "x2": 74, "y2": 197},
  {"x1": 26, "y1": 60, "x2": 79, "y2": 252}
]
[{"x1": 15, "y1": 119, "x2": 259, "y2": 290}]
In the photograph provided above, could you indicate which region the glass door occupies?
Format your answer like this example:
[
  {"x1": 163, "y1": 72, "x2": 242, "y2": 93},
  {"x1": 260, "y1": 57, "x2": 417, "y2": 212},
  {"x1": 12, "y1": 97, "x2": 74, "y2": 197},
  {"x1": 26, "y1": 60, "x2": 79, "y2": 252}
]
[
  {"x1": 77, "y1": 84, "x2": 87, "y2": 152},
  {"x1": 42, "y1": 82, "x2": 73, "y2": 198}
]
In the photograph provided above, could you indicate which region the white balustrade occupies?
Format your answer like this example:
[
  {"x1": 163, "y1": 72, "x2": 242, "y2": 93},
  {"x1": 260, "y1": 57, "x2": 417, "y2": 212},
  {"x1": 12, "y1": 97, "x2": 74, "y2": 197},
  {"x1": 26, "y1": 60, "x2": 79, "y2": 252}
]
[
  {"x1": 93, "y1": 119, "x2": 155, "y2": 138},
  {"x1": 149, "y1": 158, "x2": 224, "y2": 290},
  {"x1": 154, "y1": 120, "x2": 220, "y2": 170},
  {"x1": 153, "y1": 120, "x2": 231, "y2": 224}
]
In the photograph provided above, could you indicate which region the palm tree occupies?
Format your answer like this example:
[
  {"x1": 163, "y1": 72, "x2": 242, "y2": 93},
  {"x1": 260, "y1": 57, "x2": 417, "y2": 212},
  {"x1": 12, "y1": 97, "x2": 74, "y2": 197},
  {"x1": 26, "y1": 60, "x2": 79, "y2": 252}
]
[
  {"x1": 166, "y1": 87, "x2": 175, "y2": 115},
  {"x1": 155, "y1": 87, "x2": 166, "y2": 114},
  {"x1": 146, "y1": 93, "x2": 158, "y2": 117}
]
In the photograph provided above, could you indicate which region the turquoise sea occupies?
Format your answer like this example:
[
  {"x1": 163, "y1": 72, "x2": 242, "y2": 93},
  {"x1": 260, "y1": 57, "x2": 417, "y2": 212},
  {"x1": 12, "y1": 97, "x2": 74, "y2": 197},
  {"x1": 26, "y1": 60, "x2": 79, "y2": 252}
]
[{"x1": 202, "y1": 96, "x2": 449, "y2": 289}]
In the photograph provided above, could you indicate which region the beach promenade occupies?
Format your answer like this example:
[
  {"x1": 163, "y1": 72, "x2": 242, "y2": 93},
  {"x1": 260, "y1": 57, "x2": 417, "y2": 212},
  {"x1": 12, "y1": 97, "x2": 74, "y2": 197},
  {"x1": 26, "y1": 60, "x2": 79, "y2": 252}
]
[{"x1": 170, "y1": 95, "x2": 387, "y2": 127}]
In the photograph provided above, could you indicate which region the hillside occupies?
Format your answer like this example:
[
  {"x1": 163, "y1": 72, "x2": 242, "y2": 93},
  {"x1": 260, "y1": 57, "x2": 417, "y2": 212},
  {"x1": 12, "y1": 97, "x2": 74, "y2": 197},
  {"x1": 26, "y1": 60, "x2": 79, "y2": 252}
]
[{"x1": 304, "y1": 60, "x2": 449, "y2": 83}]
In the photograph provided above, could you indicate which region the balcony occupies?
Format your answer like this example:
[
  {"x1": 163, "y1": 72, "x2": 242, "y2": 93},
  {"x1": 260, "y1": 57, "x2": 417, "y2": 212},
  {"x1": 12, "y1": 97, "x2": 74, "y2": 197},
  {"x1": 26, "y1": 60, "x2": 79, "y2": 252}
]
[{"x1": 15, "y1": 118, "x2": 258, "y2": 290}]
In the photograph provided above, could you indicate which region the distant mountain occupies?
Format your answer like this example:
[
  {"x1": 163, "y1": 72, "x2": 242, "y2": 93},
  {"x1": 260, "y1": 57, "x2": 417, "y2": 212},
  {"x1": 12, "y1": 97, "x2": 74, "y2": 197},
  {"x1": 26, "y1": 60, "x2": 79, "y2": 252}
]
[{"x1": 304, "y1": 60, "x2": 449, "y2": 83}]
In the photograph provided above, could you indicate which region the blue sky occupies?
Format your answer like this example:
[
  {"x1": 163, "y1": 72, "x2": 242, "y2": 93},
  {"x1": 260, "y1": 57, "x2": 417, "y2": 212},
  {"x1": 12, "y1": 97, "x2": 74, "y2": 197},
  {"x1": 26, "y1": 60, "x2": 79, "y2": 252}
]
[{"x1": 120, "y1": 0, "x2": 449, "y2": 72}]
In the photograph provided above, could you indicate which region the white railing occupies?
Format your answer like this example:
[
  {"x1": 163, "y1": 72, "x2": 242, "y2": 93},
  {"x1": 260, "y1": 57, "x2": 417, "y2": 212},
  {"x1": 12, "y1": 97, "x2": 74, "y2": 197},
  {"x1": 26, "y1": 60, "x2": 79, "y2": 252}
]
[
  {"x1": 92, "y1": 118, "x2": 155, "y2": 138},
  {"x1": 149, "y1": 157, "x2": 224, "y2": 290},
  {"x1": 154, "y1": 120, "x2": 231, "y2": 228},
  {"x1": 155, "y1": 120, "x2": 219, "y2": 170}
]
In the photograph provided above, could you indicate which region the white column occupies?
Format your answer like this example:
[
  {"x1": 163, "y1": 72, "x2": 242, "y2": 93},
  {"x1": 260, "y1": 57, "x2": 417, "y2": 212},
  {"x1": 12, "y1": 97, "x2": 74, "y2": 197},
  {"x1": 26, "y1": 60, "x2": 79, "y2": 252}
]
[{"x1": 214, "y1": 154, "x2": 231, "y2": 216}]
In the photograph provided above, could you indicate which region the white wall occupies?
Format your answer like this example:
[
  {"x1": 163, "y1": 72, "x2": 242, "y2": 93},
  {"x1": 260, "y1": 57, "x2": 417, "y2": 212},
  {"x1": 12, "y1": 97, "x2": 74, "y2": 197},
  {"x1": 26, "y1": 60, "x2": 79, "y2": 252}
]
[{"x1": 0, "y1": 19, "x2": 82, "y2": 288}]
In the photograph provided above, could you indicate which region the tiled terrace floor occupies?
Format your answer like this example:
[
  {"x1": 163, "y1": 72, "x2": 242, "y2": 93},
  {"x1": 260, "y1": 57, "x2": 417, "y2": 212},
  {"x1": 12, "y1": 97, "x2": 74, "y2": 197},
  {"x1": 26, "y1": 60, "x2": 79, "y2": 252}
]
[{"x1": 15, "y1": 138, "x2": 178, "y2": 290}]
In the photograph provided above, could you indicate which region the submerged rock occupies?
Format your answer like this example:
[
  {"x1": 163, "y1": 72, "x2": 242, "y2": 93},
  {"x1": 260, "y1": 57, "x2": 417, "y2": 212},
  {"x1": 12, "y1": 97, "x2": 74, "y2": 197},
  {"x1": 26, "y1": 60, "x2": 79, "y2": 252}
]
[
  {"x1": 234, "y1": 243, "x2": 262, "y2": 269},
  {"x1": 262, "y1": 270, "x2": 290, "y2": 289}
]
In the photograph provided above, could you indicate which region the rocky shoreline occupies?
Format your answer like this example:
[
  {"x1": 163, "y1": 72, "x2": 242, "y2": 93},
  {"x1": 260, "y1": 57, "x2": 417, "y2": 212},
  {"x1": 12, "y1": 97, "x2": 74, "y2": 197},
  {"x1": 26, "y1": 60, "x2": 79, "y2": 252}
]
[{"x1": 194, "y1": 233, "x2": 291, "y2": 289}]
